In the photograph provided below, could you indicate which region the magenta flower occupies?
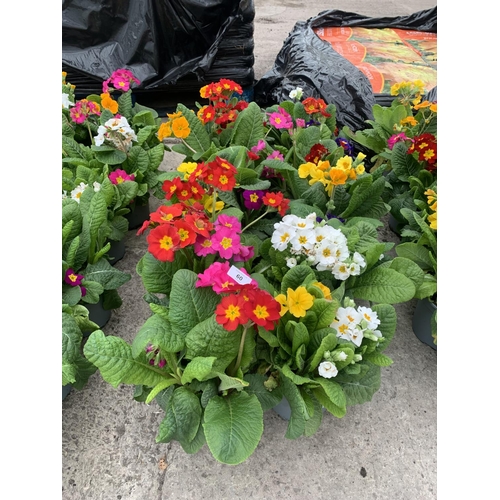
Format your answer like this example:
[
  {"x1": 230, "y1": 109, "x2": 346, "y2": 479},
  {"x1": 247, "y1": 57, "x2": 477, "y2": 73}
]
[
  {"x1": 64, "y1": 268, "x2": 84, "y2": 287},
  {"x1": 296, "y1": 118, "x2": 306, "y2": 128},
  {"x1": 211, "y1": 226, "x2": 241, "y2": 259},
  {"x1": 242, "y1": 190, "x2": 265, "y2": 210},
  {"x1": 194, "y1": 235, "x2": 217, "y2": 257},
  {"x1": 103, "y1": 68, "x2": 141, "y2": 93},
  {"x1": 196, "y1": 261, "x2": 231, "y2": 292},
  {"x1": 232, "y1": 244, "x2": 255, "y2": 262},
  {"x1": 109, "y1": 169, "x2": 135, "y2": 185},
  {"x1": 69, "y1": 99, "x2": 101, "y2": 124},
  {"x1": 266, "y1": 150, "x2": 284, "y2": 161},
  {"x1": 388, "y1": 133, "x2": 414, "y2": 150},
  {"x1": 215, "y1": 214, "x2": 241, "y2": 232}
]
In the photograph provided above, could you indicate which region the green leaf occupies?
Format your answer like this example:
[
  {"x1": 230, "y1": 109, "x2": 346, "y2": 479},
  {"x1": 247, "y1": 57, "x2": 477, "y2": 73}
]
[
  {"x1": 216, "y1": 372, "x2": 249, "y2": 391},
  {"x1": 156, "y1": 387, "x2": 202, "y2": 445},
  {"x1": 281, "y1": 265, "x2": 316, "y2": 294},
  {"x1": 168, "y1": 269, "x2": 220, "y2": 338},
  {"x1": 177, "y1": 103, "x2": 211, "y2": 153},
  {"x1": 145, "y1": 378, "x2": 179, "y2": 404},
  {"x1": 91, "y1": 145, "x2": 128, "y2": 165},
  {"x1": 395, "y1": 242, "x2": 434, "y2": 272},
  {"x1": 84, "y1": 258, "x2": 131, "y2": 290},
  {"x1": 346, "y1": 267, "x2": 415, "y2": 304},
  {"x1": 312, "y1": 386, "x2": 346, "y2": 418},
  {"x1": 281, "y1": 363, "x2": 313, "y2": 385},
  {"x1": 203, "y1": 391, "x2": 264, "y2": 465},
  {"x1": 83, "y1": 331, "x2": 168, "y2": 388},
  {"x1": 181, "y1": 357, "x2": 217, "y2": 384},
  {"x1": 244, "y1": 373, "x2": 283, "y2": 411},
  {"x1": 136, "y1": 251, "x2": 189, "y2": 295},
  {"x1": 305, "y1": 333, "x2": 338, "y2": 372},
  {"x1": 185, "y1": 316, "x2": 240, "y2": 372},
  {"x1": 303, "y1": 391, "x2": 323, "y2": 437},
  {"x1": 132, "y1": 312, "x2": 184, "y2": 355},
  {"x1": 341, "y1": 363, "x2": 381, "y2": 405},
  {"x1": 363, "y1": 351, "x2": 393, "y2": 367},
  {"x1": 278, "y1": 374, "x2": 307, "y2": 439},
  {"x1": 230, "y1": 102, "x2": 265, "y2": 149}
]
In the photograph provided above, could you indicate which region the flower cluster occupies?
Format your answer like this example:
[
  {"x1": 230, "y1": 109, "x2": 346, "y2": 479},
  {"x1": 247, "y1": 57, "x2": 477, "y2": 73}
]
[
  {"x1": 69, "y1": 99, "x2": 101, "y2": 125},
  {"x1": 196, "y1": 263, "x2": 281, "y2": 331},
  {"x1": 157, "y1": 111, "x2": 191, "y2": 140},
  {"x1": 197, "y1": 78, "x2": 249, "y2": 131},
  {"x1": 94, "y1": 116, "x2": 138, "y2": 151},
  {"x1": 271, "y1": 213, "x2": 366, "y2": 280},
  {"x1": 102, "y1": 68, "x2": 141, "y2": 93},
  {"x1": 298, "y1": 152, "x2": 366, "y2": 196},
  {"x1": 424, "y1": 188, "x2": 437, "y2": 230},
  {"x1": 62, "y1": 181, "x2": 101, "y2": 203},
  {"x1": 408, "y1": 132, "x2": 437, "y2": 171}
]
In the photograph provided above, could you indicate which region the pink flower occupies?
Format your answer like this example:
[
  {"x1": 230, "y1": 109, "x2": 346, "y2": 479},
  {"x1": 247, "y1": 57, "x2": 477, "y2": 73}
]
[
  {"x1": 215, "y1": 214, "x2": 241, "y2": 232},
  {"x1": 268, "y1": 108, "x2": 293, "y2": 129},
  {"x1": 103, "y1": 68, "x2": 141, "y2": 93},
  {"x1": 69, "y1": 99, "x2": 101, "y2": 124},
  {"x1": 193, "y1": 234, "x2": 217, "y2": 257},
  {"x1": 109, "y1": 169, "x2": 135, "y2": 185},
  {"x1": 388, "y1": 132, "x2": 414, "y2": 150},
  {"x1": 232, "y1": 244, "x2": 255, "y2": 262},
  {"x1": 251, "y1": 139, "x2": 266, "y2": 153},
  {"x1": 211, "y1": 226, "x2": 241, "y2": 259},
  {"x1": 296, "y1": 118, "x2": 306, "y2": 128},
  {"x1": 266, "y1": 150, "x2": 284, "y2": 161}
]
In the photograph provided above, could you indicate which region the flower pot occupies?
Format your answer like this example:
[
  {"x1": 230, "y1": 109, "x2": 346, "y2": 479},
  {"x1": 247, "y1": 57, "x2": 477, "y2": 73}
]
[
  {"x1": 388, "y1": 213, "x2": 404, "y2": 235},
  {"x1": 84, "y1": 297, "x2": 112, "y2": 334},
  {"x1": 62, "y1": 384, "x2": 72, "y2": 401},
  {"x1": 412, "y1": 298, "x2": 437, "y2": 350},
  {"x1": 126, "y1": 200, "x2": 150, "y2": 230},
  {"x1": 107, "y1": 239, "x2": 126, "y2": 265},
  {"x1": 272, "y1": 398, "x2": 292, "y2": 420}
]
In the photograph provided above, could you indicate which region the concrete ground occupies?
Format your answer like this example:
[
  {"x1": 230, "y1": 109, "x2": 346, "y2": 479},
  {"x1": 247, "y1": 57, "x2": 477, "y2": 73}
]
[{"x1": 62, "y1": 1, "x2": 437, "y2": 499}]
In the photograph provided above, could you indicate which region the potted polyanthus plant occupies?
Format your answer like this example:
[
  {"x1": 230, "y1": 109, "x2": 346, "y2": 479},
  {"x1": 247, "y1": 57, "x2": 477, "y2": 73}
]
[
  {"x1": 83, "y1": 139, "x2": 420, "y2": 464},
  {"x1": 62, "y1": 69, "x2": 168, "y2": 229}
]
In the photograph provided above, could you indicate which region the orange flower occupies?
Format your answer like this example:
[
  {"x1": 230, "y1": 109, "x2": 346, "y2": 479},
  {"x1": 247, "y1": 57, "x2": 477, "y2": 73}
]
[
  {"x1": 157, "y1": 121, "x2": 172, "y2": 141},
  {"x1": 100, "y1": 92, "x2": 119, "y2": 114},
  {"x1": 171, "y1": 117, "x2": 190, "y2": 139}
]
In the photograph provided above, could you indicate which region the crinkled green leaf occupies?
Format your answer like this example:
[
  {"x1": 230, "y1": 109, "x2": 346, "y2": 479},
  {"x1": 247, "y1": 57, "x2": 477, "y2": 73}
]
[
  {"x1": 181, "y1": 357, "x2": 217, "y2": 384},
  {"x1": 244, "y1": 373, "x2": 283, "y2": 411},
  {"x1": 84, "y1": 258, "x2": 131, "y2": 290},
  {"x1": 230, "y1": 102, "x2": 265, "y2": 149},
  {"x1": 132, "y1": 312, "x2": 184, "y2": 355},
  {"x1": 341, "y1": 363, "x2": 381, "y2": 405}
]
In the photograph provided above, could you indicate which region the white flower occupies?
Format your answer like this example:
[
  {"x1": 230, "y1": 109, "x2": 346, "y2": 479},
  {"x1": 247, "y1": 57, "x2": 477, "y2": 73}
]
[
  {"x1": 357, "y1": 306, "x2": 380, "y2": 330},
  {"x1": 318, "y1": 361, "x2": 338, "y2": 378},
  {"x1": 289, "y1": 87, "x2": 303, "y2": 100},
  {"x1": 70, "y1": 182, "x2": 88, "y2": 203},
  {"x1": 62, "y1": 191, "x2": 68, "y2": 200},
  {"x1": 290, "y1": 228, "x2": 316, "y2": 253},
  {"x1": 93, "y1": 182, "x2": 101, "y2": 192},
  {"x1": 332, "y1": 306, "x2": 364, "y2": 346},
  {"x1": 353, "y1": 251, "x2": 366, "y2": 267},
  {"x1": 332, "y1": 262, "x2": 351, "y2": 280},
  {"x1": 337, "y1": 351, "x2": 348, "y2": 361},
  {"x1": 379, "y1": 253, "x2": 385, "y2": 260},
  {"x1": 62, "y1": 93, "x2": 74, "y2": 109},
  {"x1": 286, "y1": 257, "x2": 297, "y2": 268},
  {"x1": 271, "y1": 225, "x2": 295, "y2": 251}
]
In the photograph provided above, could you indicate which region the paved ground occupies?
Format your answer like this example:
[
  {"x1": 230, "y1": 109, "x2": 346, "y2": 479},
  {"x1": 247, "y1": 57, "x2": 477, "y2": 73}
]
[{"x1": 62, "y1": 1, "x2": 437, "y2": 499}]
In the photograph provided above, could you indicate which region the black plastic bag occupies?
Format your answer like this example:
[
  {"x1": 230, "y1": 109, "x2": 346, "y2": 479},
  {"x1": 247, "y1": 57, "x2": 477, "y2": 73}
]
[
  {"x1": 254, "y1": 7, "x2": 437, "y2": 131},
  {"x1": 62, "y1": 0, "x2": 255, "y2": 93}
]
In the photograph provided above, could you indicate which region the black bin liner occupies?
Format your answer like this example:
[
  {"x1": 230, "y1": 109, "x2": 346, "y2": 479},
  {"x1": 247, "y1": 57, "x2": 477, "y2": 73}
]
[
  {"x1": 62, "y1": 0, "x2": 256, "y2": 96},
  {"x1": 254, "y1": 7, "x2": 437, "y2": 131}
]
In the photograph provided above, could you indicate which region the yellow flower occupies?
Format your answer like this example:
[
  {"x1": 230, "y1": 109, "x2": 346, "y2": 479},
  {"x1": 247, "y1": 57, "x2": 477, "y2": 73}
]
[
  {"x1": 197, "y1": 106, "x2": 207, "y2": 122},
  {"x1": 430, "y1": 103, "x2": 437, "y2": 113},
  {"x1": 428, "y1": 212, "x2": 437, "y2": 230},
  {"x1": 336, "y1": 155, "x2": 352, "y2": 172},
  {"x1": 312, "y1": 281, "x2": 332, "y2": 300},
  {"x1": 177, "y1": 162, "x2": 198, "y2": 180},
  {"x1": 275, "y1": 294, "x2": 289, "y2": 316},
  {"x1": 167, "y1": 111, "x2": 183, "y2": 120},
  {"x1": 171, "y1": 116, "x2": 191, "y2": 139},
  {"x1": 298, "y1": 162, "x2": 316, "y2": 178},
  {"x1": 202, "y1": 194, "x2": 224, "y2": 214},
  {"x1": 316, "y1": 160, "x2": 331, "y2": 172},
  {"x1": 401, "y1": 116, "x2": 418, "y2": 127},
  {"x1": 355, "y1": 164, "x2": 365, "y2": 176},
  {"x1": 286, "y1": 287, "x2": 314, "y2": 318}
]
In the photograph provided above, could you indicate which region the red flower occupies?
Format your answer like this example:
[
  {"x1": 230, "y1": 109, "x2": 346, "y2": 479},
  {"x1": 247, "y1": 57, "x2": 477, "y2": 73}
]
[
  {"x1": 215, "y1": 294, "x2": 249, "y2": 331},
  {"x1": 263, "y1": 191, "x2": 284, "y2": 208},
  {"x1": 146, "y1": 224, "x2": 180, "y2": 262},
  {"x1": 305, "y1": 143, "x2": 329, "y2": 164},
  {"x1": 247, "y1": 151, "x2": 260, "y2": 161},
  {"x1": 209, "y1": 167, "x2": 236, "y2": 191},
  {"x1": 184, "y1": 212, "x2": 213, "y2": 238},
  {"x1": 173, "y1": 219, "x2": 197, "y2": 248},
  {"x1": 244, "y1": 290, "x2": 281, "y2": 331},
  {"x1": 150, "y1": 204, "x2": 184, "y2": 224},
  {"x1": 162, "y1": 177, "x2": 184, "y2": 200}
]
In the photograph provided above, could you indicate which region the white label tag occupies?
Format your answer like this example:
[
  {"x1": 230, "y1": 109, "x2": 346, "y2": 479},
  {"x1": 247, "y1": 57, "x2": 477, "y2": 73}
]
[{"x1": 227, "y1": 265, "x2": 253, "y2": 285}]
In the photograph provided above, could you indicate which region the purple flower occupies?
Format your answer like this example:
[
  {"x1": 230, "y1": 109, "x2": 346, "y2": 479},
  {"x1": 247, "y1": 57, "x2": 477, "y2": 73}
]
[
  {"x1": 64, "y1": 268, "x2": 84, "y2": 287},
  {"x1": 243, "y1": 190, "x2": 265, "y2": 210},
  {"x1": 266, "y1": 150, "x2": 284, "y2": 161},
  {"x1": 335, "y1": 138, "x2": 354, "y2": 156}
]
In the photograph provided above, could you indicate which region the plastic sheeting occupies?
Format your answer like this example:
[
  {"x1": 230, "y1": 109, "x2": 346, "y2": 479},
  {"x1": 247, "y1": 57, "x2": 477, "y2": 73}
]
[
  {"x1": 253, "y1": 7, "x2": 437, "y2": 131},
  {"x1": 62, "y1": 0, "x2": 255, "y2": 93}
]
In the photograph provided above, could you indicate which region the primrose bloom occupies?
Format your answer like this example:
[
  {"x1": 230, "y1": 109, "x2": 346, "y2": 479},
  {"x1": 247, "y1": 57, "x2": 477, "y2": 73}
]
[
  {"x1": 318, "y1": 361, "x2": 338, "y2": 379},
  {"x1": 109, "y1": 169, "x2": 135, "y2": 185},
  {"x1": 242, "y1": 190, "x2": 265, "y2": 210},
  {"x1": 70, "y1": 182, "x2": 88, "y2": 203},
  {"x1": 69, "y1": 99, "x2": 101, "y2": 124},
  {"x1": 64, "y1": 268, "x2": 84, "y2": 287},
  {"x1": 62, "y1": 93, "x2": 75, "y2": 109},
  {"x1": 284, "y1": 286, "x2": 314, "y2": 318},
  {"x1": 268, "y1": 107, "x2": 293, "y2": 129},
  {"x1": 331, "y1": 304, "x2": 380, "y2": 347},
  {"x1": 94, "y1": 116, "x2": 137, "y2": 151},
  {"x1": 388, "y1": 132, "x2": 413, "y2": 150},
  {"x1": 289, "y1": 87, "x2": 303, "y2": 100},
  {"x1": 102, "y1": 68, "x2": 140, "y2": 93},
  {"x1": 215, "y1": 294, "x2": 249, "y2": 331}
]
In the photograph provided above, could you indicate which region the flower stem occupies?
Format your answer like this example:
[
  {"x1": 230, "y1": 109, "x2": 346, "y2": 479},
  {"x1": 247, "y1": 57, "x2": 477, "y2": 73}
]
[
  {"x1": 181, "y1": 138, "x2": 197, "y2": 155},
  {"x1": 211, "y1": 189, "x2": 218, "y2": 223},
  {"x1": 241, "y1": 207, "x2": 271, "y2": 233},
  {"x1": 230, "y1": 324, "x2": 250, "y2": 376},
  {"x1": 87, "y1": 122, "x2": 95, "y2": 146}
]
